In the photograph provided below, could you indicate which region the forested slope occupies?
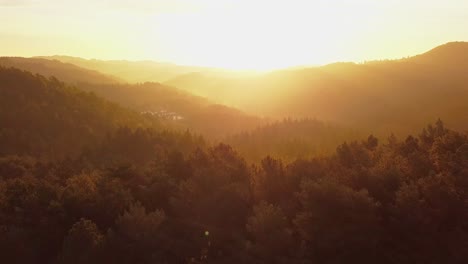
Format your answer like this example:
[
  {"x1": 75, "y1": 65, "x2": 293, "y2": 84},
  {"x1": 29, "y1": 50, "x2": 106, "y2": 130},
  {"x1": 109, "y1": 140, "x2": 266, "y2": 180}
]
[
  {"x1": 166, "y1": 42, "x2": 468, "y2": 135},
  {"x1": 0, "y1": 58, "x2": 264, "y2": 139},
  {"x1": 77, "y1": 82, "x2": 263, "y2": 138},
  {"x1": 0, "y1": 67, "x2": 203, "y2": 159}
]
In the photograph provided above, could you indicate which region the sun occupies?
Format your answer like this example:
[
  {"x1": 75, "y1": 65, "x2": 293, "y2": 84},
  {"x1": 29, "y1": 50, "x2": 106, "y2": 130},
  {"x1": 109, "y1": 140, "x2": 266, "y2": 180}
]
[{"x1": 145, "y1": 1, "x2": 368, "y2": 71}]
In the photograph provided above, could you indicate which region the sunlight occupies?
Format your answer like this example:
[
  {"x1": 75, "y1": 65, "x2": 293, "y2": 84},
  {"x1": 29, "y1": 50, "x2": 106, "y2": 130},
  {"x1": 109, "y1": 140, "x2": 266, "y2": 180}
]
[
  {"x1": 1, "y1": 1, "x2": 468, "y2": 262},
  {"x1": 2, "y1": 0, "x2": 466, "y2": 69},
  {"x1": 147, "y1": 0, "x2": 378, "y2": 70}
]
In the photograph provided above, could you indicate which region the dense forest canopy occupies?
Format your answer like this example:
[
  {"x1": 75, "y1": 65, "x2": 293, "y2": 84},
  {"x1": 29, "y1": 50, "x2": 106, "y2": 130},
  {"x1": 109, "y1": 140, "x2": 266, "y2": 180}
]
[
  {"x1": 1, "y1": 112, "x2": 467, "y2": 263},
  {"x1": 0, "y1": 42, "x2": 467, "y2": 264},
  {"x1": 226, "y1": 118, "x2": 363, "y2": 162}
]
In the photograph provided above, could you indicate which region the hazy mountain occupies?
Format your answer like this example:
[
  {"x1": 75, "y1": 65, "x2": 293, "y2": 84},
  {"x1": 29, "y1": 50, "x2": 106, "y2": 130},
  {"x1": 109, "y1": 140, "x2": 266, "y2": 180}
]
[
  {"x1": 410, "y1": 41, "x2": 468, "y2": 64},
  {"x1": 0, "y1": 57, "x2": 264, "y2": 138},
  {"x1": 13, "y1": 43, "x2": 468, "y2": 137},
  {"x1": 37, "y1": 55, "x2": 258, "y2": 83},
  {"x1": 165, "y1": 42, "x2": 468, "y2": 135},
  {"x1": 0, "y1": 57, "x2": 121, "y2": 84},
  {"x1": 77, "y1": 82, "x2": 263, "y2": 138}
]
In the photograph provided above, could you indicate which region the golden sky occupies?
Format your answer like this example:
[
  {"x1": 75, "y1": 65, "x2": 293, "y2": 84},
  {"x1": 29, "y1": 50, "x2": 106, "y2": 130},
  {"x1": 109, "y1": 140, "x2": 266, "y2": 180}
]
[{"x1": 1, "y1": 0, "x2": 467, "y2": 70}]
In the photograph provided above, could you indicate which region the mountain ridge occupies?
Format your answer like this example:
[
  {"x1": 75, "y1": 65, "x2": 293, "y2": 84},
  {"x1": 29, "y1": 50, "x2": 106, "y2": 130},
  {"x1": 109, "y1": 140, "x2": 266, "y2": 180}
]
[{"x1": 0, "y1": 56, "x2": 122, "y2": 84}]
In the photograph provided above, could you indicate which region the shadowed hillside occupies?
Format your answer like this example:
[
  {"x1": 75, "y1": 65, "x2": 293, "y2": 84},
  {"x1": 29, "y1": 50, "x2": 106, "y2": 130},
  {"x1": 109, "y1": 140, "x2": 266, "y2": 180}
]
[
  {"x1": 77, "y1": 82, "x2": 264, "y2": 138},
  {"x1": 0, "y1": 58, "x2": 264, "y2": 138},
  {"x1": 0, "y1": 67, "x2": 194, "y2": 159}
]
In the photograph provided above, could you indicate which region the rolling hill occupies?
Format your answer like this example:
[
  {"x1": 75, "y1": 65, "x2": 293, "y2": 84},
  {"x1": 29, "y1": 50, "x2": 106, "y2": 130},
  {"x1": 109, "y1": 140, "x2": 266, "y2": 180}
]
[
  {"x1": 0, "y1": 67, "x2": 162, "y2": 159},
  {"x1": 164, "y1": 42, "x2": 468, "y2": 135},
  {"x1": 16, "y1": 42, "x2": 468, "y2": 137},
  {"x1": 37, "y1": 55, "x2": 257, "y2": 83},
  {"x1": 0, "y1": 57, "x2": 121, "y2": 84},
  {"x1": 76, "y1": 82, "x2": 263, "y2": 138},
  {"x1": 0, "y1": 57, "x2": 264, "y2": 138}
]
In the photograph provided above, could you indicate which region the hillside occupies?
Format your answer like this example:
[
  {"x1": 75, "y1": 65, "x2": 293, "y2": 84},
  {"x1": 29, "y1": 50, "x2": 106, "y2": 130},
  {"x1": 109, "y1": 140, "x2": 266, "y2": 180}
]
[
  {"x1": 73, "y1": 82, "x2": 264, "y2": 138},
  {"x1": 0, "y1": 57, "x2": 121, "y2": 84},
  {"x1": 0, "y1": 67, "x2": 164, "y2": 159},
  {"x1": 0, "y1": 57, "x2": 264, "y2": 138},
  {"x1": 36, "y1": 56, "x2": 244, "y2": 83},
  {"x1": 38, "y1": 55, "x2": 257, "y2": 83},
  {"x1": 165, "y1": 42, "x2": 468, "y2": 135},
  {"x1": 410, "y1": 41, "x2": 468, "y2": 65},
  {"x1": 1, "y1": 51, "x2": 467, "y2": 264}
]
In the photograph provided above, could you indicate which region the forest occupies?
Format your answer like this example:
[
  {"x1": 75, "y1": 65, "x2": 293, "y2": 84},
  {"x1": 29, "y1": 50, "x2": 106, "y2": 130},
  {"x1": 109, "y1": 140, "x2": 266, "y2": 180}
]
[{"x1": 0, "y1": 42, "x2": 467, "y2": 264}]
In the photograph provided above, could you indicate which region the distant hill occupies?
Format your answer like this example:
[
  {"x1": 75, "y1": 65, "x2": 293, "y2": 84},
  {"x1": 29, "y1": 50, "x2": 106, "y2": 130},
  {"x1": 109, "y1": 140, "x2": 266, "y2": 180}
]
[
  {"x1": 165, "y1": 42, "x2": 468, "y2": 135},
  {"x1": 36, "y1": 55, "x2": 255, "y2": 83},
  {"x1": 410, "y1": 41, "x2": 468, "y2": 65},
  {"x1": 23, "y1": 42, "x2": 468, "y2": 136},
  {"x1": 0, "y1": 57, "x2": 264, "y2": 138},
  {"x1": 0, "y1": 67, "x2": 160, "y2": 159},
  {"x1": 77, "y1": 82, "x2": 263, "y2": 138},
  {"x1": 164, "y1": 72, "x2": 254, "y2": 105},
  {"x1": 0, "y1": 57, "x2": 121, "y2": 84}
]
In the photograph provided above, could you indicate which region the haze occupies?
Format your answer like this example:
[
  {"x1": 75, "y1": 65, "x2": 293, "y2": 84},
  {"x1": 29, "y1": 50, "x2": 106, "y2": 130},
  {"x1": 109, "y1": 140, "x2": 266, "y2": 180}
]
[
  {"x1": 2, "y1": 0, "x2": 468, "y2": 70},
  {"x1": 2, "y1": 0, "x2": 468, "y2": 263}
]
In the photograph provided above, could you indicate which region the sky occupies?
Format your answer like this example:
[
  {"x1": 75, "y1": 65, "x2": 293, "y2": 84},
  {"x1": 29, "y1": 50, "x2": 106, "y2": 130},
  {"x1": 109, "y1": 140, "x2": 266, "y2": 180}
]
[{"x1": 1, "y1": 0, "x2": 468, "y2": 70}]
